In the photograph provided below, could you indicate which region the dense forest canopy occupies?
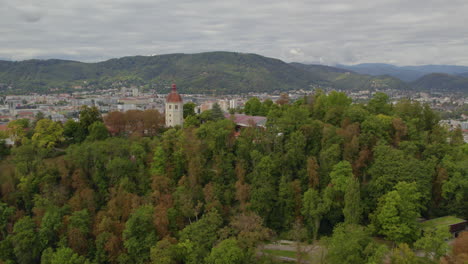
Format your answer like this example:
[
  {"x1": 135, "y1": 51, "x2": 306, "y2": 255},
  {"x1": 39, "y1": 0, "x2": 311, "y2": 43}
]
[{"x1": 0, "y1": 91, "x2": 467, "y2": 264}]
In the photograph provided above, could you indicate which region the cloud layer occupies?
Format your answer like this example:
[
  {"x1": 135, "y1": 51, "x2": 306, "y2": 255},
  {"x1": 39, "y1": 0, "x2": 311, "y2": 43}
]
[{"x1": 2, "y1": 0, "x2": 468, "y2": 65}]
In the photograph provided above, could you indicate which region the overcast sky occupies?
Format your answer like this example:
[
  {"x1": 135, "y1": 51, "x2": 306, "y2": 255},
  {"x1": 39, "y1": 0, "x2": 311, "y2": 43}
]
[{"x1": 2, "y1": 0, "x2": 468, "y2": 65}]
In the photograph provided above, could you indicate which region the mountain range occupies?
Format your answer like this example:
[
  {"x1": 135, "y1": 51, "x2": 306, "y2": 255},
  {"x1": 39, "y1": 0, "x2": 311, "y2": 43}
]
[
  {"x1": 336, "y1": 63, "x2": 468, "y2": 82},
  {"x1": 0, "y1": 52, "x2": 467, "y2": 94}
]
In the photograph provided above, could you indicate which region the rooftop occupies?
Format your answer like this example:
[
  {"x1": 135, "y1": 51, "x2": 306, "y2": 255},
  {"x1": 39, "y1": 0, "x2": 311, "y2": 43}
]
[
  {"x1": 225, "y1": 113, "x2": 267, "y2": 127},
  {"x1": 421, "y1": 216, "x2": 466, "y2": 229},
  {"x1": 166, "y1": 84, "x2": 183, "y2": 103}
]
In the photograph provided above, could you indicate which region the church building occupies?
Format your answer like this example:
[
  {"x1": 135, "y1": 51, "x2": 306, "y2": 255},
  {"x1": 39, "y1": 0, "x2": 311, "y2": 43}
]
[{"x1": 165, "y1": 84, "x2": 183, "y2": 127}]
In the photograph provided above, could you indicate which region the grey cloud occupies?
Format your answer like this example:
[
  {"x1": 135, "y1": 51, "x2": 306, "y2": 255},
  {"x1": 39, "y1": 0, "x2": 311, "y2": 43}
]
[
  {"x1": 4, "y1": 0, "x2": 45, "y2": 23},
  {"x1": 1, "y1": 0, "x2": 468, "y2": 65}
]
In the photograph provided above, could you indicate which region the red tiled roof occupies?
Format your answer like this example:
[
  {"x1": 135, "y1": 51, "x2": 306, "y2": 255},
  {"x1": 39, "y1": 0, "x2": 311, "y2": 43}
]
[
  {"x1": 17, "y1": 111, "x2": 34, "y2": 116},
  {"x1": 166, "y1": 84, "x2": 183, "y2": 103},
  {"x1": 0, "y1": 124, "x2": 8, "y2": 131},
  {"x1": 225, "y1": 114, "x2": 267, "y2": 127}
]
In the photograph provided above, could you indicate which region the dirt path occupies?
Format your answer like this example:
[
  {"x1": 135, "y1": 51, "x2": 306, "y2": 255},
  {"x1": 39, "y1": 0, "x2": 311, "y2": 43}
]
[{"x1": 260, "y1": 240, "x2": 326, "y2": 264}]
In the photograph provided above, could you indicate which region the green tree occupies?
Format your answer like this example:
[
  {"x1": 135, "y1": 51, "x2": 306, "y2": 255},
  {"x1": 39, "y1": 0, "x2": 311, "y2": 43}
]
[
  {"x1": 63, "y1": 119, "x2": 86, "y2": 144},
  {"x1": 367, "y1": 144, "x2": 434, "y2": 207},
  {"x1": 302, "y1": 187, "x2": 332, "y2": 240},
  {"x1": 211, "y1": 103, "x2": 225, "y2": 121},
  {"x1": 249, "y1": 156, "x2": 278, "y2": 227},
  {"x1": 41, "y1": 247, "x2": 90, "y2": 264},
  {"x1": 449, "y1": 126, "x2": 464, "y2": 146},
  {"x1": 343, "y1": 104, "x2": 369, "y2": 123},
  {"x1": 86, "y1": 121, "x2": 109, "y2": 141},
  {"x1": 206, "y1": 238, "x2": 246, "y2": 264},
  {"x1": 442, "y1": 170, "x2": 468, "y2": 216},
  {"x1": 11, "y1": 216, "x2": 41, "y2": 264},
  {"x1": 32, "y1": 119, "x2": 64, "y2": 148},
  {"x1": 79, "y1": 105, "x2": 102, "y2": 131},
  {"x1": 318, "y1": 144, "x2": 341, "y2": 187},
  {"x1": 389, "y1": 243, "x2": 419, "y2": 264},
  {"x1": 123, "y1": 205, "x2": 157, "y2": 264},
  {"x1": 330, "y1": 161, "x2": 353, "y2": 193},
  {"x1": 150, "y1": 237, "x2": 177, "y2": 264},
  {"x1": 326, "y1": 224, "x2": 388, "y2": 264},
  {"x1": 7, "y1": 118, "x2": 29, "y2": 143},
  {"x1": 184, "y1": 115, "x2": 201, "y2": 127},
  {"x1": 367, "y1": 92, "x2": 392, "y2": 115},
  {"x1": 34, "y1": 111, "x2": 46, "y2": 126},
  {"x1": 0, "y1": 202, "x2": 14, "y2": 240},
  {"x1": 414, "y1": 226, "x2": 451, "y2": 260},
  {"x1": 371, "y1": 182, "x2": 423, "y2": 244},
  {"x1": 244, "y1": 97, "x2": 262, "y2": 116},
  {"x1": 360, "y1": 114, "x2": 393, "y2": 146},
  {"x1": 178, "y1": 210, "x2": 223, "y2": 264},
  {"x1": 343, "y1": 178, "x2": 362, "y2": 225},
  {"x1": 39, "y1": 206, "x2": 64, "y2": 249},
  {"x1": 0, "y1": 139, "x2": 9, "y2": 160},
  {"x1": 183, "y1": 102, "x2": 197, "y2": 118}
]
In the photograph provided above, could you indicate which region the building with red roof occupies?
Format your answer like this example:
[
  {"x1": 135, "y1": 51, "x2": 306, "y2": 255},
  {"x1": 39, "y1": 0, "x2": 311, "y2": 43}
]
[{"x1": 165, "y1": 84, "x2": 183, "y2": 127}]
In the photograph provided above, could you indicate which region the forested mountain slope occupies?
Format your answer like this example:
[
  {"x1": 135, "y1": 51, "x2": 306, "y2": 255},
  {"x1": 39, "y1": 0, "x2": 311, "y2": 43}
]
[
  {"x1": 0, "y1": 52, "x2": 417, "y2": 94},
  {"x1": 0, "y1": 52, "x2": 323, "y2": 94},
  {"x1": 411, "y1": 73, "x2": 468, "y2": 93}
]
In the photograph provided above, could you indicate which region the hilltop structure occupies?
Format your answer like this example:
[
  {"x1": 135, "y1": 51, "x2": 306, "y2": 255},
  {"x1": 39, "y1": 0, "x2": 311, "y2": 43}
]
[{"x1": 165, "y1": 84, "x2": 183, "y2": 127}]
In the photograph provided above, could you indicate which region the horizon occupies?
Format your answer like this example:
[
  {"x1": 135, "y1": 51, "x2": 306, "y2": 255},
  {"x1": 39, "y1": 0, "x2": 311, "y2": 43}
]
[{"x1": 2, "y1": 51, "x2": 468, "y2": 68}]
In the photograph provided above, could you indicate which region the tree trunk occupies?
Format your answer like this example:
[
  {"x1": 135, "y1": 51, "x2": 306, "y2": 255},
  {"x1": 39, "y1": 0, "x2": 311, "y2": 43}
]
[{"x1": 313, "y1": 217, "x2": 320, "y2": 241}]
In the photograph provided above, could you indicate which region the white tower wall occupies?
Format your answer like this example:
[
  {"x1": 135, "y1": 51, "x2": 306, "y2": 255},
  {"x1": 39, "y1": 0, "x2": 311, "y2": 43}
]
[{"x1": 165, "y1": 102, "x2": 183, "y2": 127}]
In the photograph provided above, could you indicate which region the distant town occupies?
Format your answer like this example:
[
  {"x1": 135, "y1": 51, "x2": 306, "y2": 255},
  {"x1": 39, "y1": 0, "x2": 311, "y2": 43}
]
[{"x1": 1, "y1": 85, "x2": 467, "y2": 142}]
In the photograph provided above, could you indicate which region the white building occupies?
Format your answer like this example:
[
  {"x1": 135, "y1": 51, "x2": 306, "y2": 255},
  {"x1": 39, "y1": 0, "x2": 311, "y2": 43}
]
[
  {"x1": 165, "y1": 84, "x2": 184, "y2": 127},
  {"x1": 229, "y1": 99, "x2": 238, "y2": 109},
  {"x1": 218, "y1": 99, "x2": 229, "y2": 112}
]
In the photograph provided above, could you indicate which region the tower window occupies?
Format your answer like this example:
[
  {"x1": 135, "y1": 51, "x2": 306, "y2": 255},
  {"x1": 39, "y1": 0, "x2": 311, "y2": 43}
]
[
  {"x1": 175, "y1": 105, "x2": 178, "y2": 110},
  {"x1": 169, "y1": 105, "x2": 172, "y2": 109}
]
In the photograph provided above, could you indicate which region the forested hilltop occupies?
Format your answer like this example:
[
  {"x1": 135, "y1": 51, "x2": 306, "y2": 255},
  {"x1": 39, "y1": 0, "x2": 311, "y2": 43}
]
[
  {"x1": 0, "y1": 92, "x2": 467, "y2": 264},
  {"x1": 0, "y1": 52, "x2": 412, "y2": 94}
]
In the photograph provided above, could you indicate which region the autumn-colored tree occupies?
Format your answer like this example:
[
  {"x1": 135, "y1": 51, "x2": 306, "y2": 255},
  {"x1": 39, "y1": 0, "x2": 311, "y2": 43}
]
[
  {"x1": 276, "y1": 93, "x2": 290, "y2": 105},
  {"x1": 104, "y1": 111, "x2": 126, "y2": 136},
  {"x1": 66, "y1": 209, "x2": 91, "y2": 256},
  {"x1": 234, "y1": 161, "x2": 250, "y2": 211},
  {"x1": 229, "y1": 212, "x2": 272, "y2": 248},
  {"x1": 441, "y1": 231, "x2": 468, "y2": 264},
  {"x1": 306, "y1": 156, "x2": 320, "y2": 189},
  {"x1": 151, "y1": 174, "x2": 174, "y2": 238}
]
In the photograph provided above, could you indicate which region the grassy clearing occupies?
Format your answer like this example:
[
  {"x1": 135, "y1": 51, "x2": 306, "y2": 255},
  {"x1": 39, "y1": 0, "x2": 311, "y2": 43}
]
[{"x1": 263, "y1": 249, "x2": 303, "y2": 259}]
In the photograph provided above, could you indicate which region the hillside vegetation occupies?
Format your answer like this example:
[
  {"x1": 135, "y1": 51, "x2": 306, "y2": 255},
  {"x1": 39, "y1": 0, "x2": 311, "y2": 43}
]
[
  {"x1": 0, "y1": 52, "x2": 321, "y2": 94},
  {"x1": 0, "y1": 52, "x2": 426, "y2": 95},
  {"x1": 411, "y1": 73, "x2": 468, "y2": 93}
]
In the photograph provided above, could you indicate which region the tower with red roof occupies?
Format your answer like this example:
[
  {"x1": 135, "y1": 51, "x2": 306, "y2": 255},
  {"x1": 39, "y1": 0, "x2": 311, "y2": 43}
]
[{"x1": 165, "y1": 84, "x2": 183, "y2": 127}]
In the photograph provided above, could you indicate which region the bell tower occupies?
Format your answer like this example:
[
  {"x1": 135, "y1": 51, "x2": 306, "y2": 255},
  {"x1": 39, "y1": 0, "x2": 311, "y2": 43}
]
[{"x1": 165, "y1": 84, "x2": 183, "y2": 127}]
